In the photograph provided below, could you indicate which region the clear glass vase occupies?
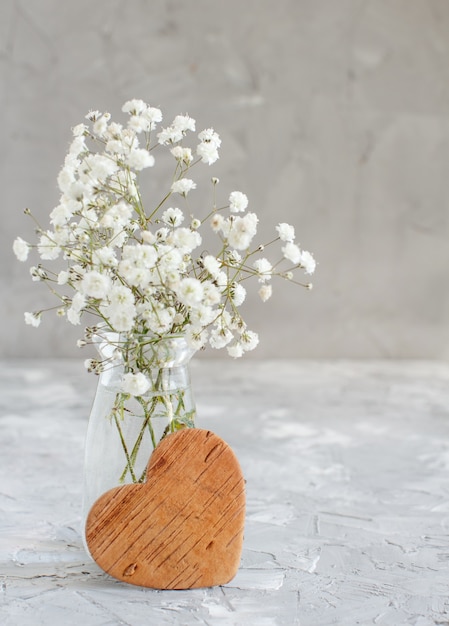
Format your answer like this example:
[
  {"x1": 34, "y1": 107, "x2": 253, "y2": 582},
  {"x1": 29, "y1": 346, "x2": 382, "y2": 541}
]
[{"x1": 81, "y1": 331, "x2": 196, "y2": 547}]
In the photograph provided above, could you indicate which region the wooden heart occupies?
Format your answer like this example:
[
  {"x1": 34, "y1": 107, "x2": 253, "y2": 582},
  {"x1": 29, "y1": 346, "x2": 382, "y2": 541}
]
[{"x1": 85, "y1": 428, "x2": 246, "y2": 589}]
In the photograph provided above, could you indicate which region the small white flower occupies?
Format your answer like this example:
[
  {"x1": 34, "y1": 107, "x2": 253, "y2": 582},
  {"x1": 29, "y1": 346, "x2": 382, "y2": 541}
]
[
  {"x1": 241, "y1": 330, "x2": 259, "y2": 352},
  {"x1": 282, "y1": 242, "x2": 301, "y2": 265},
  {"x1": 203, "y1": 255, "x2": 221, "y2": 278},
  {"x1": 197, "y1": 142, "x2": 219, "y2": 165},
  {"x1": 108, "y1": 285, "x2": 135, "y2": 308},
  {"x1": 186, "y1": 327, "x2": 208, "y2": 350},
  {"x1": 143, "y1": 106, "x2": 163, "y2": 126},
  {"x1": 198, "y1": 128, "x2": 221, "y2": 148},
  {"x1": 225, "y1": 212, "x2": 259, "y2": 250},
  {"x1": 38, "y1": 231, "x2": 61, "y2": 260},
  {"x1": 227, "y1": 342, "x2": 244, "y2": 358},
  {"x1": 171, "y1": 178, "x2": 197, "y2": 196},
  {"x1": 81, "y1": 270, "x2": 111, "y2": 299},
  {"x1": 210, "y1": 213, "x2": 224, "y2": 233},
  {"x1": 176, "y1": 277, "x2": 204, "y2": 307},
  {"x1": 29, "y1": 266, "x2": 46, "y2": 281},
  {"x1": 13, "y1": 237, "x2": 30, "y2": 262},
  {"x1": 258, "y1": 284, "x2": 273, "y2": 302},
  {"x1": 57, "y1": 270, "x2": 69, "y2": 285},
  {"x1": 229, "y1": 191, "x2": 248, "y2": 213},
  {"x1": 171, "y1": 146, "x2": 193, "y2": 164},
  {"x1": 121, "y1": 372, "x2": 151, "y2": 396},
  {"x1": 170, "y1": 227, "x2": 201, "y2": 252},
  {"x1": 276, "y1": 223, "x2": 295, "y2": 242},
  {"x1": 173, "y1": 114, "x2": 196, "y2": 133},
  {"x1": 122, "y1": 99, "x2": 147, "y2": 115},
  {"x1": 107, "y1": 305, "x2": 137, "y2": 332},
  {"x1": 71, "y1": 292, "x2": 86, "y2": 312},
  {"x1": 157, "y1": 126, "x2": 183, "y2": 145},
  {"x1": 126, "y1": 148, "x2": 155, "y2": 170},
  {"x1": 230, "y1": 283, "x2": 246, "y2": 306},
  {"x1": 24, "y1": 312, "x2": 41, "y2": 327},
  {"x1": 209, "y1": 326, "x2": 233, "y2": 349},
  {"x1": 253, "y1": 258, "x2": 272, "y2": 282},
  {"x1": 299, "y1": 250, "x2": 316, "y2": 275},
  {"x1": 67, "y1": 308, "x2": 81, "y2": 325},
  {"x1": 161, "y1": 207, "x2": 184, "y2": 227}
]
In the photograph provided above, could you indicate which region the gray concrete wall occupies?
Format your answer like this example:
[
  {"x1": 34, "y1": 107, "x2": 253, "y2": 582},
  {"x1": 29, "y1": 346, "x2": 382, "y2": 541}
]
[{"x1": 3, "y1": 0, "x2": 449, "y2": 358}]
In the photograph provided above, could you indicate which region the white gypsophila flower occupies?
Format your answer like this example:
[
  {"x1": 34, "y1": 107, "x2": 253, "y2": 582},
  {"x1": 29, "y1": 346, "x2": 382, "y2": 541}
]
[
  {"x1": 92, "y1": 246, "x2": 118, "y2": 267},
  {"x1": 106, "y1": 304, "x2": 137, "y2": 332},
  {"x1": 68, "y1": 135, "x2": 86, "y2": 158},
  {"x1": 198, "y1": 128, "x2": 221, "y2": 148},
  {"x1": 71, "y1": 292, "x2": 86, "y2": 313},
  {"x1": 122, "y1": 99, "x2": 147, "y2": 115},
  {"x1": 209, "y1": 326, "x2": 233, "y2": 349},
  {"x1": 67, "y1": 307, "x2": 81, "y2": 325},
  {"x1": 214, "y1": 270, "x2": 228, "y2": 288},
  {"x1": 189, "y1": 304, "x2": 217, "y2": 329},
  {"x1": 230, "y1": 283, "x2": 246, "y2": 306},
  {"x1": 141, "y1": 230, "x2": 156, "y2": 244},
  {"x1": 92, "y1": 113, "x2": 110, "y2": 137},
  {"x1": 126, "y1": 148, "x2": 155, "y2": 170},
  {"x1": 276, "y1": 223, "x2": 295, "y2": 242},
  {"x1": 24, "y1": 311, "x2": 41, "y2": 327},
  {"x1": 72, "y1": 123, "x2": 87, "y2": 137},
  {"x1": 229, "y1": 191, "x2": 248, "y2": 213},
  {"x1": 210, "y1": 213, "x2": 224, "y2": 233},
  {"x1": 203, "y1": 255, "x2": 221, "y2": 278},
  {"x1": 227, "y1": 342, "x2": 244, "y2": 358},
  {"x1": 191, "y1": 218, "x2": 201, "y2": 230},
  {"x1": 81, "y1": 270, "x2": 111, "y2": 299},
  {"x1": 197, "y1": 141, "x2": 219, "y2": 165},
  {"x1": 227, "y1": 250, "x2": 242, "y2": 265},
  {"x1": 161, "y1": 207, "x2": 184, "y2": 227},
  {"x1": 171, "y1": 146, "x2": 193, "y2": 164},
  {"x1": 224, "y1": 212, "x2": 259, "y2": 251},
  {"x1": 80, "y1": 154, "x2": 118, "y2": 183},
  {"x1": 171, "y1": 178, "x2": 197, "y2": 196},
  {"x1": 253, "y1": 258, "x2": 272, "y2": 282},
  {"x1": 57, "y1": 270, "x2": 69, "y2": 285},
  {"x1": 57, "y1": 168, "x2": 75, "y2": 195},
  {"x1": 13, "y1": 237, "x2": 30, "y2": 262},
  {"x1": 282, "y1": 242, "x2": 301, "y2": 265},
  {"x1": 258, "y1": 284, "x2": 273, "y2": 302},
  {"x1": 38, "y1": 231, "x2": 61, "y2": 260},
  {"x1": 170, "y1": 228, "x2": 201, "y2": 253},
  {"x1": 157, "y1": 126, "x2": 183, "y2": 145},
  {"x1": 108, "y1": 285, "x2": 135, "y2": 308},
  {"x1": 50, "y1": 203, "x2": 72, "y2": 226},
  {"x1": 240, "y1": 329, "x2": 259, "y2": 352},
  {"x1": 176, "y1": 277, "x2": 204, "y2": 308},
  {"x1": 143, "y1": 106, "x2": 163, "y2": 126},
  {"x1": 29, "y1": 266, "x2": 46, "y2": 282},
  {"x1": 202, "y1": 281, "x2": 222, "y2": 306},
  {"x1": 121, "y1": 372, "x2": 151, "y2": 396},
  {"x1": 299, "y1": 250, "x2": 316, "y2": 275},
  {"x1": 172, "y1": 114, "x2": 196, "y2": 133},
  {"x1": 185, "y1": 327, "x2": 208, "y2": 350}
]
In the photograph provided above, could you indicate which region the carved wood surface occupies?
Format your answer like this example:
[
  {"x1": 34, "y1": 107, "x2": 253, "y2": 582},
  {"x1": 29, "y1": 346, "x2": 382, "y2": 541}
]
[{"x1": 85, "y1": 428, "x2": 246, "y2": 589}]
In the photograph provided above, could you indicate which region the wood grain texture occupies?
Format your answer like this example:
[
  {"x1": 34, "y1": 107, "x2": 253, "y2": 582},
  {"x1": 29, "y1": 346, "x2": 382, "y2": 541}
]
[{"x1": 85, "y1": 428, "x2": 246, "y2": 589}]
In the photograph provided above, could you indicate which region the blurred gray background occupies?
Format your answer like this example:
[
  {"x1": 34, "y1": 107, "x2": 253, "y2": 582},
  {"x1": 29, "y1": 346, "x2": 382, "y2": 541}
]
[{"x1": 2, "y1": 0, "x2": 449, "y2": 359}]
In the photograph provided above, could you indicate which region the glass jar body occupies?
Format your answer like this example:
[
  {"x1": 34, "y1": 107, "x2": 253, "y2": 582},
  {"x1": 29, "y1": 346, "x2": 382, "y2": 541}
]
[{"x1": 82, "y1": 333, "x2": 196, "y2": 547}]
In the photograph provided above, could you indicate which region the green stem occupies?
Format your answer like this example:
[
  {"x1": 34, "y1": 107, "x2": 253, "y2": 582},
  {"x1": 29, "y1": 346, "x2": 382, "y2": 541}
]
[{"x1": 113, "y1": 406, "x2": 137, "y2": 483}]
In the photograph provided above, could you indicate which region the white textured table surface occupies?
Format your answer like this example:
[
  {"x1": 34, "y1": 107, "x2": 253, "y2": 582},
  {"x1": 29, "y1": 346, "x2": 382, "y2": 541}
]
[{"x1": 2, "y1": 359, "x2": 449, "y2": 626}]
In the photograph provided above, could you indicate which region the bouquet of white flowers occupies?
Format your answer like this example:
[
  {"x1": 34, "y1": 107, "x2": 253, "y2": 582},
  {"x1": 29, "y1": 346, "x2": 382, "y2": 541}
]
[
  {"x1": 13, "y1": 99, "x2": 316, "y2": 483},
  {"x1": 14, "y1": 98, "x2": 315, "y2": 364}
]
